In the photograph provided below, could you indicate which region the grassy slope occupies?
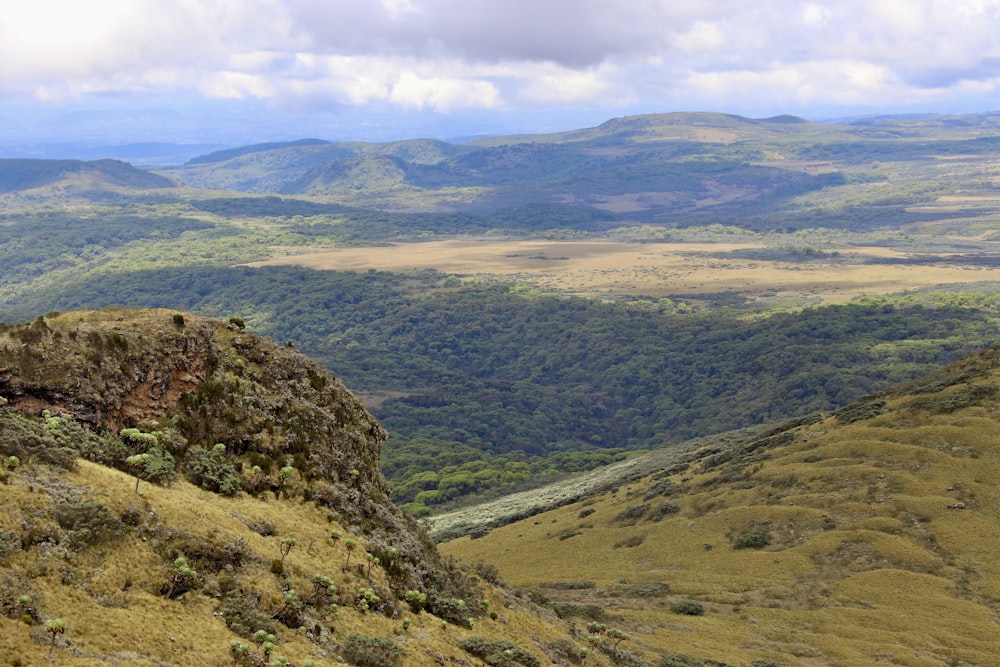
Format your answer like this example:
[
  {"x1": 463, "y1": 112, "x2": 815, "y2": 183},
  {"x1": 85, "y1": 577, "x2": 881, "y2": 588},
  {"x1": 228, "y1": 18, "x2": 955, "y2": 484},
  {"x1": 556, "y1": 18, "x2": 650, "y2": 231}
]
[
  {"x1": 0, "y1": 460, "x2": 577, "y2": 666},
  {"x1": 0, "y1": 309, "x2": 587, "y2": 667},
  {"x1": 442, "y1": 346, "x2": 1000, "y2": 666}
]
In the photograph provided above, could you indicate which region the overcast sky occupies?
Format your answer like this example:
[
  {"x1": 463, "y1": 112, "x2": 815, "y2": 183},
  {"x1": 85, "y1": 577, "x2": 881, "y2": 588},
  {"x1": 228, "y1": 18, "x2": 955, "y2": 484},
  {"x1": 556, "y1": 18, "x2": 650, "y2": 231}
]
[{"x1": 3, "y1": 0, "x2": 1000, "y2": 150}]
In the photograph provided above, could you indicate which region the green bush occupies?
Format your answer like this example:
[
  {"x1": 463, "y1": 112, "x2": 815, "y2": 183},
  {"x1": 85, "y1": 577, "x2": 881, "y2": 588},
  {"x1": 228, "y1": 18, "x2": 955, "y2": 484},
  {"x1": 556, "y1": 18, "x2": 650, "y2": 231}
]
[
  {"x1": 669, "y1": 600, "x2": 705, "y2": 616},
  {"x1": 732, "y1": 530, "x2": 771, "y2": 550},
  {"x1": 458, "y1": 636, "x2": 542, "y2": 667},
  {"x1": 50, "y1": 501, "x2": 124, "y2": 549},
  {"x1": 183, "y1": 447, "x2": 241, "y2": 496},
  {"x1": 342, "y1": 634, "x2": 406, "y2": 667}
]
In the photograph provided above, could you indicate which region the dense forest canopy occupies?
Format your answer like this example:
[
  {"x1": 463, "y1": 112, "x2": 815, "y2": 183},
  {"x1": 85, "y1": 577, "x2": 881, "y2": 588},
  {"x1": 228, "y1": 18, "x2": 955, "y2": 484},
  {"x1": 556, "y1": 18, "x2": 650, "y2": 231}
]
[{"x1": 7, "y1": 264, "x2": 996, "y2": 512}]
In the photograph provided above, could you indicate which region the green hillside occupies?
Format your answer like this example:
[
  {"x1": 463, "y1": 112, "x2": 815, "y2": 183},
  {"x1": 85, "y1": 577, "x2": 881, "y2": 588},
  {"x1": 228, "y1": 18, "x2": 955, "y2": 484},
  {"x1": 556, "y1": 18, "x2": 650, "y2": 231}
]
[
  {"x1": 0, "y1": 158, "x2": 174, "y2": 193},
  {"x1": 444, "y1": 344, "x2": 1000, "y2": 666}
]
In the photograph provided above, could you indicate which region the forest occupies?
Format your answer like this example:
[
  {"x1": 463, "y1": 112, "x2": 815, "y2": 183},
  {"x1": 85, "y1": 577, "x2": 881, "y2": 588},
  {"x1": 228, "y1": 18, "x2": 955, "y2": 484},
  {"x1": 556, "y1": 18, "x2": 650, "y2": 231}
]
[{"x1": 8, "y1": 264, "x2": 998, "y2": 513}]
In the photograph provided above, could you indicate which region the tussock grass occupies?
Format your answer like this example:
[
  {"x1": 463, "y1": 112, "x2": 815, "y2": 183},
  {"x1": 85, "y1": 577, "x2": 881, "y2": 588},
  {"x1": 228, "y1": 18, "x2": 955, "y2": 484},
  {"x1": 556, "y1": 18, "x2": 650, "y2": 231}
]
[
  {"x1": 443, "y1": 345, "x2": 1000, "y2": 665},
  {"x1": 0, "y1": 458, "x2": 587, "y2": 666}
]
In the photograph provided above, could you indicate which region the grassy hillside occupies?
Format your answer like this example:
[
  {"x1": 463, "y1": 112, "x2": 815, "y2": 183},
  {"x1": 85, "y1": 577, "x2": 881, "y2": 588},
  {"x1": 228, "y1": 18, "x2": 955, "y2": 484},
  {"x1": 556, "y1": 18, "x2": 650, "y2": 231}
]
[
  {"x1": 0, "y1": 309, "x2": 592, "y2": 666},
  {"x1": 442, "y1": 345, "x2": 1000, "y2": 666}
]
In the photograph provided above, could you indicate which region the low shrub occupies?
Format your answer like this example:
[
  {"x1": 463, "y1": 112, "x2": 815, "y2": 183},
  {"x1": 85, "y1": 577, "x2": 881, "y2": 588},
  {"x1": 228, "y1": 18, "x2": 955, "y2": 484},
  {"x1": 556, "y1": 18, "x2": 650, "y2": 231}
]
[
  {"x1": 0, "y1": 529, "x2": 21, "y2": 564},
  {"x1": 458, "y1": 636, "x2": 542, "y2": 667},
  {"x1": 647, "y1": 502, "x2": 681, "y2": 522},
  {"x1": 612, "y1": 503, "x2": 650, "y2": 525},
  {"x1": 643, "y1": 477, "x2": 676, "y2": 500},
  {"x1": 613, "y1": 534, "x2": 646, "y2": 549},
  {"x1": 669, "y1": 600, "x2": 705, "y2": 616},
  {"x1": 657, "y1": 654, "x2": 706, "y2": 667},
  {"x1": 184, "y1": 447, "x2": 241, "y2": 496},
  {"x1": 220, "y1": 588, "x2": 275, "y2": 638},
  {"x1": 342, "y1": 634, "x2": 406, "y2": 667},
  {"x1": 50, "y1": 501, "x2": 124, "y2": 549},
  {"x1": 733, "y1": 530, "x2": 771, "y2": 550}
]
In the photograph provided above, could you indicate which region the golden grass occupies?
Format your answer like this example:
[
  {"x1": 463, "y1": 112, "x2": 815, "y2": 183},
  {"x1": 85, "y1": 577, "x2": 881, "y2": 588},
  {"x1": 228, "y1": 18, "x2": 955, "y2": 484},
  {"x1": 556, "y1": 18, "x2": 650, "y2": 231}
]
[
  {"x1": 246, "y1": 239, "x2": 1000, "y2": 304},
  {"x1": 0, "y1": 459, "x2": 587, "y2": 667},
  {"x1": 443, "y1": 379, "x2": 1000, "y2": 666}
]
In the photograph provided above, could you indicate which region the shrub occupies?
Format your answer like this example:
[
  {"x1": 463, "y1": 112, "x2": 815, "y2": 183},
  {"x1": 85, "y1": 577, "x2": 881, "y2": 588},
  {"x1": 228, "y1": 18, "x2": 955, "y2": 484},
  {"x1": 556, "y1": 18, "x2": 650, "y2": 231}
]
[
  {"x1": 669, "y1": 600, "x2": 705, "y2": 616},
  {"x1": 612, "y1": 503, "x2": 650, "y2": 525},
  {"x1": 733, "y1": 530, "x2": 771, "y2": 550},
  {"x1": 427, "y1": 592, "x2": 476, "y2": 626},
  {"x1": 172, "y1": 313, "x2": 186, "y2": 328},
  {"x1": 184, "y1": 447, "x2": 241, "y2": 496},
  {"x1": 647, "y1": 502, "x2": 680, "y2": 522},
  {"x1": 458, "y1": 636, "x2": 542, "y2": 667},
  {"x1": 613, "y1": 534, "x2": 646, "y2": 549},
  {"x1": 50, "y1": 501, "x2": 124, "y2": 549},
  {"x1": 220, "y1": 588, "x2": 275, "y2": 638},
  {"x1": 0, "y1": 529, "x2": 21, "y2": 564},
  {"x1": 342, "y1": 634, "x2": 406, "y2": 667},
  {"x1": 472, "y1": 560, "x2": 504, "y2": 586},
  {"x1": 658, "y1": 655, "x2": 705, "y2": 667},
  {"x1": 643, "y1": 477, "x2": 677, "y2": 500}
]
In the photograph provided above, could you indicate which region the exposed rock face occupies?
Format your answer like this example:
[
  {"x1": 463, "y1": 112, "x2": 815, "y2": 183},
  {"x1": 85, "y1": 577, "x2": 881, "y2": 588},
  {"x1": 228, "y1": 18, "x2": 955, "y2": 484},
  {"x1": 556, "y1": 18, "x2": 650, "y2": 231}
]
[{"x1": 0, "y1": 309, "x2": 465, "y2": 599}]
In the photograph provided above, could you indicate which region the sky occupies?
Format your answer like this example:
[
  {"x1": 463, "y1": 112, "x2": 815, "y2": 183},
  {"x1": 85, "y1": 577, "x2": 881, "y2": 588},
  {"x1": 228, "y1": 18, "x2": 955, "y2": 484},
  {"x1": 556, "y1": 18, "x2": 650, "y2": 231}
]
[{"x1": 3, "y1": 0, "x2": 1000, "y2": 155}]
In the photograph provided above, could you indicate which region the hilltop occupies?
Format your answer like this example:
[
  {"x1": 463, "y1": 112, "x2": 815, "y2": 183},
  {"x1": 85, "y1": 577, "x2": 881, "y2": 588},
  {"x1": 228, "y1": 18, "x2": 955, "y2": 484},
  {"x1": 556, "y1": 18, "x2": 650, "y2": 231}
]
[
  {"x1": 442, "y1": 344, "x2": 1000, "y2": 666},
  {"x1": 0, "y1": 158, "x2": 174, "y2": 194},
  {"x1": 0, "y1": 309, "x2": 586, "y2": 666}
]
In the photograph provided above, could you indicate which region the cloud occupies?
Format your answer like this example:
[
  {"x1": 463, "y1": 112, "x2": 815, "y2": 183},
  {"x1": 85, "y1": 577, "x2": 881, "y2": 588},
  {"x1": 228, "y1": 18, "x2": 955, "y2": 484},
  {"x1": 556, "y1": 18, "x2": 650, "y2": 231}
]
[{"x1": 2, "y1": 0, "x2": 1000, "y2": 131}]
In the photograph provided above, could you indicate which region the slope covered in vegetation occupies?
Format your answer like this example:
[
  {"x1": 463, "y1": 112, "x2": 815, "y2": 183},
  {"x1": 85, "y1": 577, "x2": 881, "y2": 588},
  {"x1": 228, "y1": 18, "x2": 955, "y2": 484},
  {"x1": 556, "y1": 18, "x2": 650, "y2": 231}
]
[
  {"x1": 444, "y1": 344, "x2": 1000, "y2": 666},
  {"x1": 0, "y1": 309, "x2": 596, "y2": 666},
  {"x1": 6, "y1": 267, "x2": 998, "y2": 512},
  {"x1": 0, "y1": 158, "x2": 174, "y2": 193}
]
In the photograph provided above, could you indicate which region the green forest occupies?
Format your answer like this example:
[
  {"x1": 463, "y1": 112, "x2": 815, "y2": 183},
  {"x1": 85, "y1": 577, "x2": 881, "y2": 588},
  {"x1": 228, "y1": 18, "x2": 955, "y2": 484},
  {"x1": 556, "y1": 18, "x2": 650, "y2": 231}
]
[{"x1": 7, "y1": 264, "x2": 997, "y2": 513}]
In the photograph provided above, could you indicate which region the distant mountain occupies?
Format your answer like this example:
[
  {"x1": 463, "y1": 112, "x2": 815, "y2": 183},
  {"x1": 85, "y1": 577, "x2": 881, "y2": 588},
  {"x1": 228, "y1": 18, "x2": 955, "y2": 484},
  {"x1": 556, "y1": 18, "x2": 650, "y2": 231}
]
[
  {"x1": 0, "y1": 158, "x2": 174, "y2": 193},
  {"x1": 184, "y1": 138, "x2": 332, "y2": 165},
  {"x1": 158, "y1": 111, "x2": 867, "y2": 215}
]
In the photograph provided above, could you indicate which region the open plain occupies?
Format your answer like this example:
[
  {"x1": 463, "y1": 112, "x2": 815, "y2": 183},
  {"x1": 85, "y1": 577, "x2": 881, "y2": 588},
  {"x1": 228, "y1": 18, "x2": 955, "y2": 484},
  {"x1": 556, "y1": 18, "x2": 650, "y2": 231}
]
[{"x1": 250, "y1": 239, "x2": 1000, "y2": 305}]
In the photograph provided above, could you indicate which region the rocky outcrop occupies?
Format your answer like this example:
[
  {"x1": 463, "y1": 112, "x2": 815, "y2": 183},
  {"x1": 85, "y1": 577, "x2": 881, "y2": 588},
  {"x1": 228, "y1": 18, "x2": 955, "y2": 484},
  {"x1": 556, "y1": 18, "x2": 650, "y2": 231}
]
[{"x1": 0, "y1": 309, "x2": 469, "y2": 601}]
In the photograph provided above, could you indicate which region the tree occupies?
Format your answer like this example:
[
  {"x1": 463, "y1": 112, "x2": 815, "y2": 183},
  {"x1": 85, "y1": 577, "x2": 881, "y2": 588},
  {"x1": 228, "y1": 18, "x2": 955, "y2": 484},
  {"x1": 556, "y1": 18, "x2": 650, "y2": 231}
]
[
  {"x1": 344, "y1": 538, "x2": 358, "y2": 567},
  {"x1": 125, "y1": 453, "x2": 151, "y2": 493},
  {"x1": 45, "y1": 618, "x2": 67, "y2": 656},
  {"x1": 279, "y1": 537, "x2": 297, "y2": 568}
]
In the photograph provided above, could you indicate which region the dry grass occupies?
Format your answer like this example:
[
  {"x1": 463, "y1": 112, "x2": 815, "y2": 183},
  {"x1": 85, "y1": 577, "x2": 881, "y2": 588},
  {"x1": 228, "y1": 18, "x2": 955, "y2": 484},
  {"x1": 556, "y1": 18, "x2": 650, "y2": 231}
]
[
  {"x1": 442, "y1": 359, "x2": 1000, "y2": 666},
  {"x1": 248, "y1": 239, "x2": 1000, "y2": 304},
  {"x1": 0, "y1": 459, "x2": 587, "y2": 667}
]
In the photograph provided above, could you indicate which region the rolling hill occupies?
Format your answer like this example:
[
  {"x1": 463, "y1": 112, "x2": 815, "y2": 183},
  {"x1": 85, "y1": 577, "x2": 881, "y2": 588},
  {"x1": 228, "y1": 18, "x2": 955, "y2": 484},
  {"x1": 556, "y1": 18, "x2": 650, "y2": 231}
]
[
  {"x1": 0, "y1": 158, "x2": 174, "y2": 194},
  {"x1": 442, "y1": 344, "x2": 1000, "y2": 666}
]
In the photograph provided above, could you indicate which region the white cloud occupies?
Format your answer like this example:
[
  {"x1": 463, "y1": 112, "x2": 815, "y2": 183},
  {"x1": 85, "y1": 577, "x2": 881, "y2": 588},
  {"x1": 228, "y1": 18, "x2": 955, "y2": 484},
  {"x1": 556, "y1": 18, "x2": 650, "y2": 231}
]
[{"x1": 2, "y1": 0, "x2": 1000, "y2": 136}]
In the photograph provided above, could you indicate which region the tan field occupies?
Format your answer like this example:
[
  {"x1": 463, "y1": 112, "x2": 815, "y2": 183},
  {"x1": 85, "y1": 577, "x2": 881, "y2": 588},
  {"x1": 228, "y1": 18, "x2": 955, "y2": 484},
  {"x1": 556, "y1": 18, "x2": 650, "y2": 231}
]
[{"x1": 249, "y1": 240, "x2": 1000, "y2": 305}]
